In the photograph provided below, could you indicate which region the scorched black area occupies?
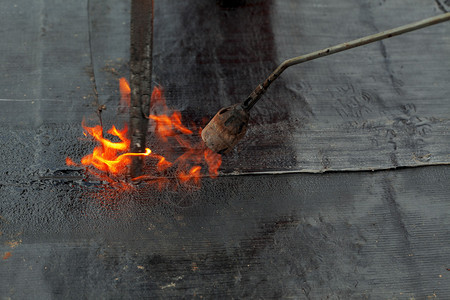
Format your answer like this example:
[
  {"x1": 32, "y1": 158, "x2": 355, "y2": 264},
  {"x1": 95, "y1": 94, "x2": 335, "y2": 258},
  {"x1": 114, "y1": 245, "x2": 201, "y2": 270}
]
[{"x1": 0, "y1": 0, "x2": 449, "y2": 298}]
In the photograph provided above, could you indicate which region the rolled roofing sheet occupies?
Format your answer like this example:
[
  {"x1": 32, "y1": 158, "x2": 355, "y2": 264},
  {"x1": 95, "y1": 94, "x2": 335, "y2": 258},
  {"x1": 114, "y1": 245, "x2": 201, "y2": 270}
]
[
  {"x1": 1, "y1": 0, "x2": 449, "y2": 175},
  {"x1": 153, "y1": 0, "x2": 450, "y2": 173}
]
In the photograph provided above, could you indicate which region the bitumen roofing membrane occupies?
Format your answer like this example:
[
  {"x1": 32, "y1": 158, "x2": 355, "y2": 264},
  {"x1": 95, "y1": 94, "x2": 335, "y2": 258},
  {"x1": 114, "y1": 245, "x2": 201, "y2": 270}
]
[{"x1": 0, "y1": 0, "x2": 449, "y2": 298}]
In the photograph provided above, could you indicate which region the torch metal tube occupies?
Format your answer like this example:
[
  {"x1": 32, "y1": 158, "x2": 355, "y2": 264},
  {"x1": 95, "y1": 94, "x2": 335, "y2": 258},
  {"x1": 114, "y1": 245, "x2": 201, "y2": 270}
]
[{"x1": 242, "y1": 12, "x2": 450, "y2": 110}]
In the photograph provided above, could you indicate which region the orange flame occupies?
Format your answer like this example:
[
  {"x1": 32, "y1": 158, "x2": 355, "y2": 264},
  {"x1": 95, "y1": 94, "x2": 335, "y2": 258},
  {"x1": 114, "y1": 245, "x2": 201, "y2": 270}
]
[
  {"x1": 119, "y1": 77, "x2": 131, "y2": 107},
  {"x1": 66, "y1": 78, "x2": 221, "y2": 188},
  {"x1": 149, "y1": 87, "x2": 193, "y2": 141},
  {"x1": 77, "y1": 122, "x2": 151, "y2": 175},
  {"x1": 147, "y1": 84, "x2": 222, "y2": 186},
  {"x1": 178, "y1": 166, "x2": 201, "y2": 185}
]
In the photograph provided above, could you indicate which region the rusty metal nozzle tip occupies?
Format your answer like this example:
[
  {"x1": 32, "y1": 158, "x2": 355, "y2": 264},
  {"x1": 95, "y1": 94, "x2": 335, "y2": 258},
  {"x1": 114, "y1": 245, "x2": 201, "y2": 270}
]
[{"x1": 201, "y1": 104, "x2": 250, "y2": 154}]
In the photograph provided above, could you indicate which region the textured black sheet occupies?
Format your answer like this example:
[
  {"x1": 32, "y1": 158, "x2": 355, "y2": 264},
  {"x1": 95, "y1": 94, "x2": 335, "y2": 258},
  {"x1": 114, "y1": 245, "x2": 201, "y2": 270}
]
[
  {"x1": 1, "y1": 0, "x2": 449, "y2": 173},
  {"x1": 1, "y1": 166, "x2": 449, "y2": 298},
  {"x1": 153, "y1": 1, "x2": 450, "y2": 173},
  {"x1": 0, "y1": 0, "x2": 449, "y2": 298}
]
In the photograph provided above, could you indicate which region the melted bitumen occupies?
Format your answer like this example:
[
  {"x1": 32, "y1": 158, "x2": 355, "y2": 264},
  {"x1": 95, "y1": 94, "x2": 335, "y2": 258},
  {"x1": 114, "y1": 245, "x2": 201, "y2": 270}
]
[{"x1": 1, "y1": 165, "x2": 450, "y2": 298}]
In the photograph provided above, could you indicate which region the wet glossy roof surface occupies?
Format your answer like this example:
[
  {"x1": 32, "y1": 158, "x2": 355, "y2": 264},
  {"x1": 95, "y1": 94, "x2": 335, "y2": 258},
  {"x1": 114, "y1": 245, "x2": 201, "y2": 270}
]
[{"x1": 0, "y1": 0, "x2": 449, "y2": 298}]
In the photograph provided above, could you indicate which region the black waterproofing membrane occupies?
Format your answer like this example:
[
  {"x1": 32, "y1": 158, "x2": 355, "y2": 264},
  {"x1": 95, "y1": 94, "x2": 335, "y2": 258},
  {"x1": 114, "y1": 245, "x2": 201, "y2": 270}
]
[
  {"x1": 153, "y1": 1, "x2": 450, "y2": 173},
  {"x1": 0, "y1": 0, "x2": 449, "y2": 298}
]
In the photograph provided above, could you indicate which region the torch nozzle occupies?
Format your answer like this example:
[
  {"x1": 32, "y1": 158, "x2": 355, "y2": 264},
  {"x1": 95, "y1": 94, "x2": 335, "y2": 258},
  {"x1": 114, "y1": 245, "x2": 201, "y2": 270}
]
[{"x1": 201, "y1": 104, "x2": 250, "y2": 154}]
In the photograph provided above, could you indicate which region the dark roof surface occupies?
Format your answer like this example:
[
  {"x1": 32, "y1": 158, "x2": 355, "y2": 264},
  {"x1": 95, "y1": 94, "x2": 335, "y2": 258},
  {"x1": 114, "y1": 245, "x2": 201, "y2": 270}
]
[{"x1": 0, "y1": 0, "x2": 449, "y2": 298}]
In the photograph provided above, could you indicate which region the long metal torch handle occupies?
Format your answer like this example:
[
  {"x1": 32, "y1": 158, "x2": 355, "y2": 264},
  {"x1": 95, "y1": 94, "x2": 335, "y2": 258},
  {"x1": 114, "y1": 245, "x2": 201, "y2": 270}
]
[{"x1": 242, "y1": 12, "x2": 450, "y2": 111}]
